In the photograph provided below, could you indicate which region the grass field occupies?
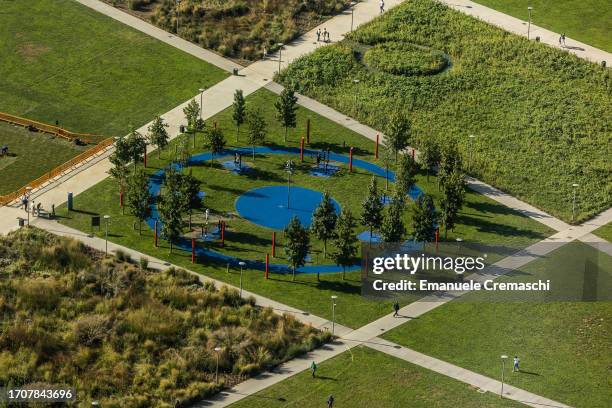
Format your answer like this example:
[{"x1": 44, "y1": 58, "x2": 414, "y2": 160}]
[
  {"x1": 593, "y1": 222, "x2": 612, "y2": 242},
  {"x1": 472, "y1": 0, "x2": 612, "y2": 52},
  {"x1": 56, "y1": 89, "x2": 553, "y2": 328},
  {"x1": 0, "y1": 0, "x2": 228, "y2": 137},
  {"x1": 277, "y1": 0, "x2": 612, "y2": 223},
  {"x1": 383, "y1": 242, "x2": 612, "y2": 408},
  {"x1": 0, "y1": 122, "x2": 89, "y2": 194},
  {"x1": 229, "y1": 346, "x2": 524, "y2": 407}
]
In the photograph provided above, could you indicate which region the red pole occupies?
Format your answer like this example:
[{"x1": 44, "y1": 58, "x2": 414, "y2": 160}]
[
  {"x1": 272, "y1": 231, "x2": 276, "y2": 257},
  {"x1": 349, "y1": 147, "x2": 353, "y2": 173},
  {"x1": 300, "y1": 137, "x2": 304, "y2": 162},
  {"x1": 191, "y1": 238, "x2": 196, "y2": 263},
  {"x1": 144, "y1": 148, "x2": 147, "y2": 168},
  {"x1": 154, "y1": 221, "x2": 158, "y2": 247},
  {"x1": 435, "y1": 227, "x2": 439, "y2": 250},
  {"x1": 375, "y1": 134, "x2": 379, "y2": 159},
  {"x1": 221, "y1": 221, "x2": 225, "y2": 246},
  {"x1": 265, "y1": 253, "x2": 269, "y2": 279}
]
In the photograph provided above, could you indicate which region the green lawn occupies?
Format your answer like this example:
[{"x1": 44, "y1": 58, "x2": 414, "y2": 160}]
[
  {"x1": 0, "y1": 122, "x2": 89, "y2": 194},
  {"x1": 57, "y1": 89, "x2": 553, "y2": 328},
  {"x1": 0, "y1": 0, "x2": 228, "y2": 137},
  {"x1": 277, "y1": 0, "x2": 612, "y2": 223},
  {"x1": 229, "y1": 346, "x2": 524, "y2": 408},
  {"x1": 593, "y1": 222, "x2": 612, "y2": 242},
  {"x1": 383, "y1": 242, "x2": 612, "y2": 408},
  {"x1": 473, "y1": 0, "x2": 612, "y2": 52}
]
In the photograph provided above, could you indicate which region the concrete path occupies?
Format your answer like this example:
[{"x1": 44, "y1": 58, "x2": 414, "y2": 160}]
[{"x1": 440, "y1": 0, "x2": 611, "y2": 65}]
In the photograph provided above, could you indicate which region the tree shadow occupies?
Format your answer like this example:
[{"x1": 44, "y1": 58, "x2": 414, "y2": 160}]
[
  {"x1": 459, "y1": 215, "x2": 545, "y2": 239},
  {"x1": 465, "y1": 200, "x2": 519, "y2": 217}
]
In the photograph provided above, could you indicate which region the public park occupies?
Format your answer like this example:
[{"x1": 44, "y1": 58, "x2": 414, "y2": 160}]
[{"x1": 0, "y1": 0, "x2": 610, "y2": 407}]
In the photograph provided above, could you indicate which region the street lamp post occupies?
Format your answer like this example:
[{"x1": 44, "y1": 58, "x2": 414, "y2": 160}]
[
  {"x1": 214, "y1": 346, "x2": 222, "y2": 383},
  {"x1": 277, "y1": 43, "x2": 284, "y2": 74},
  {"x1": 527, "y1": 6, "x2": 533, "y2": 40},
  {"x1": 572, "y1": 183, "x2": 579, "y2": 222},
  {"x1": 198, "y1": 88, "x2": 206, "y2": 120},
  {"x1": 103, "y1": 215, "x2": 110, "y2": 255},
  {"x1": 25, "y1": 186, "x2": 33, "y2": 226},
  {"x1": 353, "y1": 79, "x2": 360, "y2": 110},
  {"x1": 500, "y1": 355, "x2": 508, "y2": 398},
  {"x1": 176, "y1": 0, "x2": 181, "y2": 35},
  {"x1": 456, "y1": 237, "x2": 463, "y2": 253},
  {"x1": 468, "y1": 135, "x2": 475, "y2": 171},
  {"x1": 285, "y1": 160, "x2": 294, "y2": 209},
  {"x1": 331, "y1": 295, "x2": 338, "y2": 335},
  {"x1": 238, "y1": 261, "x2": 246, "y2": 297},
  {"x1": 350, "y1": 2, "x2": 357, "y2": 32}
]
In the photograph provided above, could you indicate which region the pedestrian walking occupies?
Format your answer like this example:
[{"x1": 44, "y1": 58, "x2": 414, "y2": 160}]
[
  {"x1": 323, "y1": 28, "x2": 328, "y2": 42},
  {"x1": 36, "y1": 202, "x2": 41, "y2": 215},
  {"x1": 31, "y1": 199, "x2": 36, "y2": 216},
  {"x1": 380, "y1": 0, "x2": 385, "y2": 13},
  {"x1": 513, "y1": 355, "x2": 520, "y2": 372},
  {"x1": 558, "y1": 35, "x2": 563, "y2": 47},
  {"x1": 21, "y1": 195, "x2": 28, "y2": 212},
  {"x1": 393, "y1": 301, "x2": 400, "y2": 317},
  {"x1": 327, "y1": 394, "x2": 334, "y2": 408},
  {"x1": 561, "y1": 33, "x2": 566, "y2": 46},
  {"x1": 310, "y1": 361, "x2": 317, "y2": 378},
  {"x1": 316, "y1": 29, "x2": 321, "y2": 42}
]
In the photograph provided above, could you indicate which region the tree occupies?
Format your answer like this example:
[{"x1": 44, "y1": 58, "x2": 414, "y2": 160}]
[
  {"x1": 175, "y1": 136, "x2": 190, "y2": 167},
  {"x1": 108, "y1": 134, "x2": 131, "y2": 187},
  {"x1": 126, "y1": 128, "x2": 146, "y2": 171},
  {"x1": 274, "y1": 88, "x2": 298, "y2": 142},
  {"x1": 157, "y1": 168, "x2": 185, "y2": 253},
  {"x1": 310, "y1": 191, "x2": 338, "y2": 267},
  {"x1": 412, "y1": 194, "x2": 437, "y2": 243},
  {"x1": 380, "y1": 145, "x2": 394, "y2": 191},
  {"x1": 439, "y1": 169, "x2": 466, "y2": 239},
  {"x1": 395, "y1": 153, "x2": 418, "y2": 201},
  {"x1": 125, "y1": 167, "x2": 153, "y2": 235},
  {"x1": 384, "y1": 111, "x2": 411, "y2": 161},
  {"x1": 418, "y1": 137, "x2": 440, "y2": 181},
  {"x1": 284, "y1": 217, "x2": 310, "y2": 281},
  {"x1": 331, "y1": 209, "x2": 359, "y2": 280},
  {"x1": 246, "y1": 109, "x2": 266, "y2": 160},
  {"x1": 380, "y1": 192, "x2": 406, "y2": 243},
  {"x1": 232, "y1": 89, "x2": 246, "y2": 142},
  {"x1": 360, "y1": 176, "x2": 384, "y2": 244},
  {"x1": 147, "y1": 116, "x2": 169, "y2": 158},
  {"x1": 438, "y1": 140, "x2": 462, "y2": 190},
  {"x1": 183, "y1": 99, "x2": 200, "y2": 131},
  {"x1": 180, "y1": 172, "x2": 202, "y2": 230},
  {"x1": 205, "y1": 127, "x2": 226, "y2": 166}
]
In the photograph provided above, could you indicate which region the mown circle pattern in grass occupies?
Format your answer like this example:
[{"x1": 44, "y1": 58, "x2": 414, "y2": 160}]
[
  {"x1": 236, "y1": 186, "x2": 340, "y2": 230},
  {"x1": 363, "y1": 42, "x2": 448, "y2": 76}
]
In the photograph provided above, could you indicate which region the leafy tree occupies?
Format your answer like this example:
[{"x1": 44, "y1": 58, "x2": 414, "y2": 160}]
[
  {"x1": 147, "y1": 116, "x2": 169, "y2": 158},
  {"x1": 274, "y1": 88, "x2": 298, "y2": 142},
  {"x1": 395, "y1": 153, "x2": 418, "y2": 201},
  {"x1": 246, "y1": 109, "x2": 267, "y2": 159},
  {"x1": 125, "y1": 167, "x2": 153, "y2": 235},
  {"x1": 380, "y1": 145, "x2": 394, "y2": 191},
  {"x1": 310, "y1": 191, "x2": 338, "y2": 265},
  {"x1": 438, "y1": 140, "x2": 462, "y2": 190},
  {"x1": 232, "y1": 89, "x2": 247, "y2": 142},
  {"x1": 384, "y1": 111, "x2": 411, "y2": 161},
  {"x1": 180, "y1": 172, "x2": 202, "y2": 229},
  {"x1": 126, "y1": 128, "x2": 147, "y2": 171},
  {"x1": 412, "y1": 194, "x2": 437, "y2": 243},
  {"x1": 205, "y1": 127, "x2": 226, "y2": 166},
  {"x1": 108, "y1": 134, "x2": 131, "y2": 187},
  {"x1": 360, "y1": 176, "x2": 384, "y2": 244},
  {"x1": 331, "y1": 209, "x2": 359, "y2": 280},
  {"x1": 439, "y1": 169, "x2": 466, "y2": 239},
  {"x1": 418, "y1": 137, "x2": 440, "y2": 181},
  {"x1": 157, "y1": 168, "x2": 185, "y2": 253},
  {"x1": 380, "y1": 192, "x2": 406, "y2": 243},
  {"x1": 183, "y1": 99, "x2": 200, "y2": 131},
  {"x1": 175, "y1": 136, "x2": 190, "y2": 167},
  {"x1": 284, "y1": 217, "x2": 310, "y2": 281}
]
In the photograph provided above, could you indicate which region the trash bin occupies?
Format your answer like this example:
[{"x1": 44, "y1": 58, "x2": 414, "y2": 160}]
[
  {"x1": 179, "y1": 125, "x2": 186, "y2": 133},
  {"x1": 67, "y1": 192, "x2": 73, "y2": 211},
  {"x1": 535, "y1": 36, "x2": 540, "y2": 42},
  {"x1": 233, "y1": 68, "x2": 239, "y2": 76},
  {"x1": 602, "y1": 61, "x2": 607, "y2": 68},
  {"x1": 18, "y1": 218, "x2": 25, "y2": 228}
]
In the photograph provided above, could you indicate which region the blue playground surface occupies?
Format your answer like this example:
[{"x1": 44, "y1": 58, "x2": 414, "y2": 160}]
[
  {"x1": 236, "y1": 186, "x2": 340, "y2": 230},
  {"x1": 309, "y1": 163, "x2": 340, "y2": 178},
  {"x1": 146, "y1": 146, "x2": 425, "y2": 275},
  {"x1": 222, "y1": 159, "x2": 253, "y2": 174}
]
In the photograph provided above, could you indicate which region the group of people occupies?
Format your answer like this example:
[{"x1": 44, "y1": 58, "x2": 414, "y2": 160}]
[
  {"x1": 310, "y1": 362, "x2": 335, "y2": 407},
  {"x1": 316, "y1": 28, "x2": 331, "y2": 43},
  {"x1": 21, "y1": 193, "x2": 50, "y2": 217}
]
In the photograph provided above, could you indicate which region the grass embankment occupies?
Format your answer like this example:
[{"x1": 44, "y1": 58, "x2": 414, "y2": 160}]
[
  {"x1": 593, "y1": 222, "x2": 612, "y2": 243},
  {"x1": 0, "y1": 228, "x2": 330, "y2": 406},
  {"x1": 0, "y1": 0, "x2": 228, "y2": 136},
  {"x1": 230, "y1": 346, "x2": 524, "y2": 408},
  {"x1": 0, "y1": 122, "x2": 90, "y2": 194},
  {"x1": 277, "y1": 0, "x2": 612, "y2": 222},
  {"x1": 57, "y1": 89, "x2": 552, "y2": 328},
  {"x1": 383, "y1": 242, "x2": 612, "y2": 408},
  {"x1": 472, "y1": 0, "x2": 612, "y2": 52}
]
